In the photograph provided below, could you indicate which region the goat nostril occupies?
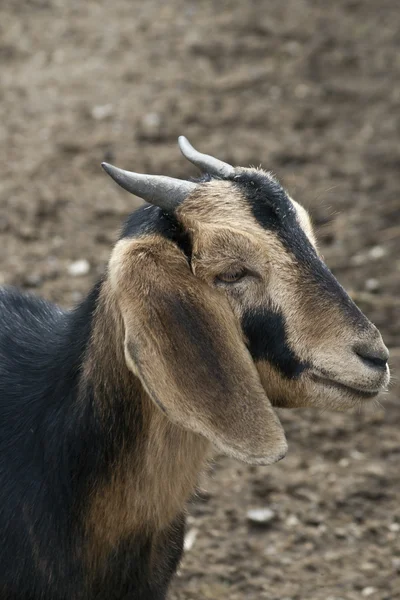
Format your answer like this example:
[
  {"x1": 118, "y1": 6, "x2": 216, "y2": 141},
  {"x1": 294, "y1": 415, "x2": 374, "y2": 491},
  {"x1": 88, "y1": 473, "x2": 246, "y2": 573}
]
[{"x1": 354, "y1": 344, "x2": 389, "y2": 370}]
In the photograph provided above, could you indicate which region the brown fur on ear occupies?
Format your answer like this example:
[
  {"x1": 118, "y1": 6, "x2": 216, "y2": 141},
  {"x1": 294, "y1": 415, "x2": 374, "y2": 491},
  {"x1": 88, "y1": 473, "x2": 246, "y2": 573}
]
[{"x1": 109, "y1": 235, "x2": 287, "y2": 465}]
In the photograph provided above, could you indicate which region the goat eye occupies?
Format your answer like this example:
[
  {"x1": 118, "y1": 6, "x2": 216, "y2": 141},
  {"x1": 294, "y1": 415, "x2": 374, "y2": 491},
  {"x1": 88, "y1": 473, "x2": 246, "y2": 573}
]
[{"x1": 216, "y1": 268, "x2": 247, "y2": 284}]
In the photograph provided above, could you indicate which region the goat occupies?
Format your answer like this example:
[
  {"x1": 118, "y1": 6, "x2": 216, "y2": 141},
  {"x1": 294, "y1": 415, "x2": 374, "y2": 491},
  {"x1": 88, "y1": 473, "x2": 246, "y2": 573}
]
[{"x1": 0, "y1": 137, "x2": 390, "y2": 599}]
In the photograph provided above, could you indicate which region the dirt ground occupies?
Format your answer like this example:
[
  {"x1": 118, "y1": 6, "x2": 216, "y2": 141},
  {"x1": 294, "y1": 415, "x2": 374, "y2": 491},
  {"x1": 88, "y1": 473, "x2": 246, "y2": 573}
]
[{"x1": 1, "y1": 1, "x2": 400, "y2": 598}]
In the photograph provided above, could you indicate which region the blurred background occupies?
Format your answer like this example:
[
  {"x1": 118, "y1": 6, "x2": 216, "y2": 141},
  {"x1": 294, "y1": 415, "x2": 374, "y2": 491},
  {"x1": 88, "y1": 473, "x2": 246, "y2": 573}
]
[{"x1": 1, "y1": 1, "x2": 399, "y2": 598}]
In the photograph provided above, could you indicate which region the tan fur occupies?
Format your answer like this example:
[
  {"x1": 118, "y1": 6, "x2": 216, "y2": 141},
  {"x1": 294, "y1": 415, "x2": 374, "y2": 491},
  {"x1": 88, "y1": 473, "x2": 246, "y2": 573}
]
[
  {"x1": 86, "y1": 404, "x2": 209, "y2": 569},
  {"x1": 290, "y1": 196, "x2": 318, "y2": 247},
  {"x1": 82, "y1": 280, "x2": 210, "y2": 573}
]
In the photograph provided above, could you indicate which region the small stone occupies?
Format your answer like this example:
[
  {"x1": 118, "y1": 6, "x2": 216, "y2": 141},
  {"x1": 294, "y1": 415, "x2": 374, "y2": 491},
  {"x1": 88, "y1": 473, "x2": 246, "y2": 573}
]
[
  {"x1": 52, "y1": 235, "x2": 64, "y2": 248},
  {"x1": 325, "y1": 550, "x2": 341, "y2": 561},
  {"x1": 71, "y1": 291, "x2": 84, "y2": 303},
  {"x1": 138, "y1": 112, "x2": 163, "y2": 141},
  {"x1": 247, "y1": 508, "x2": 276, "y2": 525},
  {"x1": 294, "y1": 83, "x2": 309, "y2": 98},
  {"x1": 350, "y1": 450, "x2": 365, "y2": 460},
  {"x1": 264, "y1": 544, "x2": 277, "y2": 556},
  {"x1": 285, "y1": 514, "x2": 299, "y2": 527},
  {"x1": 350, "y1": 252, "x2": 367, "y2": 266},
  {"x1": 68, "y1": 259, "x2": 90, "y2": 277},
  {"x1": 365, "y1": 278, "x2": 380, "y2": 292},
  {"x1": 365, "y1": 463, "x2": 385, "y2": 477},
  {"x1": 362, "y1": 587, "x2": 376, "y2": 597},
  {"x1": 286, "y1": 41, "x2": 301, "y2": 56},
  {"x1": 91, "y1": 104, "x2": 114, "y2": 120},
  {"x1": 392, "y1": 557, "x2": 400, "y2": 571},
  {"x1": 19, "y1": 226, "x2": 36, "y2": 240},
  {"x1": 338, "y1": 458, "x2": 349, "y2": 467},
  {"x1": 334, "y1": 527, "x2": 347, "y2": 539},
  {"x1": 389, "y1": 522, "x2": 400, "y2": 533},
  {"x1": 361, "y1": 562, "x2": 375, "y2": 571},
  {"x1": 368, "y1": 245, "x2": 386, "y2": 260},
  {"x1": 183, "y1": 527, "x2": 198, "y2": 551},
  {"x1": 142, "y1": 112, "x2": 161, "y2": 129},
  {"x1": 24, "y1": 274, "x2": 42, "y2": 287}
]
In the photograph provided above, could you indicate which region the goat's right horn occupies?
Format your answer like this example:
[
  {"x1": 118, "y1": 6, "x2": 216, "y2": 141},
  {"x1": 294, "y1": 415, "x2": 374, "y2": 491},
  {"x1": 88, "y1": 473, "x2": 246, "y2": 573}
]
[
  {"x1": 178, "y1": 136, "x2": 235, "y2": 179},
  {"x1": 101, "y1": 163, "x2": 197, "y2": 212}
]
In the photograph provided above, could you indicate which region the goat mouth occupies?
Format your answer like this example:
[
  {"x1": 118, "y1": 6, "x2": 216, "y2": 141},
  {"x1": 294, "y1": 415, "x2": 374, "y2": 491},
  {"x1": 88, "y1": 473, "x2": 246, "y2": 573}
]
[{"x1": 310, "y1": 373, "x2": 380, "y2": 399}]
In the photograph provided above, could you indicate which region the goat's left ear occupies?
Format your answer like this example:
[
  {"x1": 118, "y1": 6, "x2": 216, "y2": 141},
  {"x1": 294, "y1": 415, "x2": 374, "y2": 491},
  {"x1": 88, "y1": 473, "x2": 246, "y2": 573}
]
[{"x1": 109, "y1": 235, "x2": 287, "y2": 465}]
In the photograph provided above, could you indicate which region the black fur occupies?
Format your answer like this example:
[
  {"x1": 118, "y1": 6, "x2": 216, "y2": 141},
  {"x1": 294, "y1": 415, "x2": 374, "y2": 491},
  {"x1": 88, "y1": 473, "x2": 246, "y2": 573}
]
[
  {"x1": 121, "y1": 203, "x2": 192, "y2": 260},
  {"x1": 0, "y1": 207, "x2": 189, "y2": 599},
  {"x1": 242, "y1": 306, "x2": 308, "y2": 378}
]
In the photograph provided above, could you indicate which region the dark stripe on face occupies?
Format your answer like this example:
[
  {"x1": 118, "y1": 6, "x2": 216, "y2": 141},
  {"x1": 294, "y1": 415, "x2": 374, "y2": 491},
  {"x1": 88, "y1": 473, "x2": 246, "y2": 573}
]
[
  {"x1": 121, "y1": 203, "x2": 193, "y2": 260},
  {"x1": 231, "y1": 170, "x2": 315, "y2": 260},
  {"x1": 232, "y1": 170, "x2": 369, "y2": 328},
  {"x1": 242, "y1": 306, "x2": 308, "y2": 379},
  {"x1": 232, "y1": 170, "x2": 296, "y2": 227}
]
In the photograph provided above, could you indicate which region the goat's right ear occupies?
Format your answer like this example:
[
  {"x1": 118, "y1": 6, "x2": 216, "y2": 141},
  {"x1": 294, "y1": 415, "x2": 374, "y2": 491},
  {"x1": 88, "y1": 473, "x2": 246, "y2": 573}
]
[{"x1": 109, "y1": 235, "x2": 287, "y2": 465}]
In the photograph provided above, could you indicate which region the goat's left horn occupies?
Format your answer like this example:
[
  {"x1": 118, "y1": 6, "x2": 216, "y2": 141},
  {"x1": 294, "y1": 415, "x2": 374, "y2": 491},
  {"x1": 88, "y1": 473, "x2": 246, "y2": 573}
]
[
  {"x1": 178, "y1": 136, "x2": 235, "y2": 178},
  {"x1": 101, "y1": 163, "x2": 197, "y2": 212}
]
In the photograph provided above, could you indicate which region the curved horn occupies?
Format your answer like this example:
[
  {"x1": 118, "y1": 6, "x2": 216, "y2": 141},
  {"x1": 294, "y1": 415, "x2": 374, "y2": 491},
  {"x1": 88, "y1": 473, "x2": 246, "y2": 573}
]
[
  {"x1": 101, "y1": 163, "x2": 197, "y2": 212},
  {"x1": 178, "y1": 136, "x2": 235, "y2": 178}
]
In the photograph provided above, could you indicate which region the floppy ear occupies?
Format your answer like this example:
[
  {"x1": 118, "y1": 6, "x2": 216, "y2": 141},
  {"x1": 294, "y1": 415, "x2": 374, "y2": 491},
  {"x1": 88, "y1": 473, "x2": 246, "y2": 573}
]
[{"x1": 109, "y1": 234, "x2": 287, "y2": 465}]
